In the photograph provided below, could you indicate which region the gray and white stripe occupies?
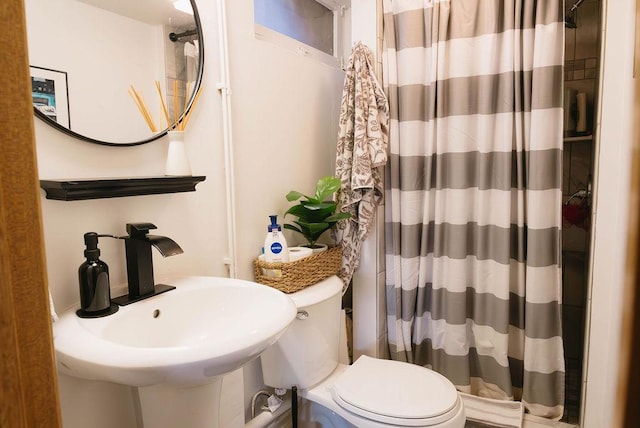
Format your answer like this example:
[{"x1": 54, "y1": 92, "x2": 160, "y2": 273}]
[{"x1": 383, "y1": 0, "x2": 564, "y2": 419}]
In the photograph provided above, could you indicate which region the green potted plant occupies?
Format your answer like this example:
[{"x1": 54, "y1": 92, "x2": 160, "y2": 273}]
[{"x1": 284, "y1": 176, "x2": 351, "y2": 251}]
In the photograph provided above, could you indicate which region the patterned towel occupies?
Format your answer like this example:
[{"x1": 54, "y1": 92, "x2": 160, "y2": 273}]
[{"x1": 334, "y1": 41, "x2": 389, "y2": 291}]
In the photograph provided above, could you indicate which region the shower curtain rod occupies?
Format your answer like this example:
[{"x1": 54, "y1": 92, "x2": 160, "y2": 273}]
[
  {"x1": 169, "y1": 29, "x2": 197, "y2": 42},
  {"x1": 568, "y1": 0, "x2": 585, "y2": 12},
  {"x1": 565, "y1": 0, "x2": 585, "y2": 29}
]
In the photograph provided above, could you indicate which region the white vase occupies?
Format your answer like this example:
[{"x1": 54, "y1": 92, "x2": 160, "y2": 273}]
[{"x1": 165, "y1": 131, "x2": 192, "y2": 176}]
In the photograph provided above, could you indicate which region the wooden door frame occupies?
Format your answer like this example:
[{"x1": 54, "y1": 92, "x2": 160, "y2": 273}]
[
  {"x1": 0, "y1": 0, "x2": 62, "y2": 426},
  {"x1": 614, "y1": 1, "x2": 640, "y2": 426}
]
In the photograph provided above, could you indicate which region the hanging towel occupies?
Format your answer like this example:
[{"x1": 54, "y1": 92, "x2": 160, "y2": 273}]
[{"x1": 334, "y1": 41, "x2": 389, "y2": 291}]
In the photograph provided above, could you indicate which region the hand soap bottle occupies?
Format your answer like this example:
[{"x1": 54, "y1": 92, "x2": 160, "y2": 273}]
[
  {"x1": 264, "y1": 215, "x2": 289, "y2": 262},
  {"x1": 77, "y1": 232, "x2": 118, "y2": 318}
]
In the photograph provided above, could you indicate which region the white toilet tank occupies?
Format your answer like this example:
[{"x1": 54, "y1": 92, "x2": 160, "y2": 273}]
[{"x1": 260, "y1": 275, "x2": 343, "y2": 389}]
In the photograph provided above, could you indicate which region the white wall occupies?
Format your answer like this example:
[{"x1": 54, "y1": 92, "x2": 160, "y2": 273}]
[
  {"x1": 582, "y1": 0, "x2": 635, "y2": 426},
  {"x1": 224, "y1": 1, "x2": 347, "y2": 421},
  {"x1": 227, "y1": 4, "x2": 345, "y2": 279},
  {"x1": 348, "y1": 0, "x2": 387, "y2": 361}
]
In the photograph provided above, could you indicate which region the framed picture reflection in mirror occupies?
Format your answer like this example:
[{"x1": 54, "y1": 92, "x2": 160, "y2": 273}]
[{"x1": 30, "y1": 65, "x2": 70, "y2": 128}]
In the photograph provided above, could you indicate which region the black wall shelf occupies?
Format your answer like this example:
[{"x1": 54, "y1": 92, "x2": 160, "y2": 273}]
[{"x1": 40, "y1": 176, "x2": 206, "y2": 201}]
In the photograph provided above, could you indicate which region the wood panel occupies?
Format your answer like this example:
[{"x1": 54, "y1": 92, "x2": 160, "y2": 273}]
[
  {"x1": 0, "y1": 0, "x2": 62, "y2": 426},
  {"x1": 614, "y1": 1, "x2": 640, "y2": 426}
]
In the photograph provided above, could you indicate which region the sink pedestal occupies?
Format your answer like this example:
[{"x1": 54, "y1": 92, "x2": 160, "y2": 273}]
[{"x1": 135, "y1": 379, "x2": 223, "y2": 428}]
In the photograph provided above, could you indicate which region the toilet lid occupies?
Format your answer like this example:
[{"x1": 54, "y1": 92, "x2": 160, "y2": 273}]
[{"x1": 331, "y1": 356, "x2": 459, "y2": 425}]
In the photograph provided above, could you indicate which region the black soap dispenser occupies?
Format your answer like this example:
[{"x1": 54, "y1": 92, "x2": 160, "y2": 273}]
[{"x1": 77, "y1": 232, "x2": 118, "y2": 318}]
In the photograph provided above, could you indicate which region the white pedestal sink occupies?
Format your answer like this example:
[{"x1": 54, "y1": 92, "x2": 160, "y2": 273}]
[{"x1": 53, "y1": 276, "x2": 297, "y2": 428}]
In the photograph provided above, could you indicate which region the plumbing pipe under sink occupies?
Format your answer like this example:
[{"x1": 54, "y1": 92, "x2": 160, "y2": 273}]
[{"x1": 245, "y1": 396, "x2": 293, "y2": 428}]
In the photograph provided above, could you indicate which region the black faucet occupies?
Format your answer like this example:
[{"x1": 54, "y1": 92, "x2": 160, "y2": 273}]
[{"x1": 111, "y1": 222, "x2": 183, "y2": 306}]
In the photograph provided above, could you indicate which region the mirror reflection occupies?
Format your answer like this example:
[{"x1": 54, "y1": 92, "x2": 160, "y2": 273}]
[{"x1": 24, "y1": 0, "x2": 204, "y2": 146}]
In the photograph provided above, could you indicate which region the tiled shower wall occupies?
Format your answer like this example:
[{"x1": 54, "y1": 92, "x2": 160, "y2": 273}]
[
  {"x1": 562, "y1": 0, "x2": 601, "y2": 423},
  {"x1": 564, "y1": 0, "x2": 601, "y2": 199}
]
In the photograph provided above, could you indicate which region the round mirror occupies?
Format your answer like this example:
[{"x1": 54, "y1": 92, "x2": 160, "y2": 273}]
[{"x1": 25, "y1": 0, "x2": 204, "y2": 146}]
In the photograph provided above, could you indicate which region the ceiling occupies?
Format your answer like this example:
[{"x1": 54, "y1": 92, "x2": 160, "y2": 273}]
[{"x1": 75, "y1": 0, "x2": 194, "y2": 27}]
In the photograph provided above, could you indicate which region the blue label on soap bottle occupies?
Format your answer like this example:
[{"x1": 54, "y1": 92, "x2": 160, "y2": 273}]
[{"x1": 270, "y1": 242, "x2": 283, "y2": 254}]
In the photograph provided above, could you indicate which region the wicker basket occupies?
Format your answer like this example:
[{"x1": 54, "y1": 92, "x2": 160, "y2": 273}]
[{"x1": 253, "y1": 245, "x2": 342, "y2": 293}]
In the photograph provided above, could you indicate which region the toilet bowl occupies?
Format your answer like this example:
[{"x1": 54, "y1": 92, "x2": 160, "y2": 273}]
[{"x1": 260, "y1": 276, "x2": 465, "y2": 427}]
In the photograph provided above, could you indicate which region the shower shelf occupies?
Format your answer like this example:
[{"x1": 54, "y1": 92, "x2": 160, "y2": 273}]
[
  {"x1": 39, "y1": 176, "x2": 206, "y2": 201},
  {"x1": 563, "y1": 135, "x2": 592, "y2": 142}
]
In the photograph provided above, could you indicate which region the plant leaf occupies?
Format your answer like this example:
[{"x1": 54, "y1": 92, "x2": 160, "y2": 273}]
[
  {"x1": 284, "y1": 175, "x2": 344, "y2": 246},
  {"x1": 300, "y1": 201, "x2": 336, "y2": 211},
  {"x1": 283, "y1": 224, "x2": 303, "y2": 234},
  {"x1": 296, "y1": 220, "x2": 329, "y2": 234},
  {"x1": 286, "y1": 204, "x2": 335, "y2": 222},
  {"x1": 285, "y1": 205, "x2": 311, "y2": 217},
  {"x1": 314, "y1": 176, "x2": 341, "y2": 201},
  {"x1": 325, "y1": 212, "x2": 351, "y2": 222},
  {"x1": 286, "y1": 190, "x2": 307, "y2": 202}
]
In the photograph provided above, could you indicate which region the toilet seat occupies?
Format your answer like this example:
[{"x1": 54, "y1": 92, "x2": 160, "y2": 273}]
[{"x1": 329, "y1": 356, "x2": 460, "y2": 426}]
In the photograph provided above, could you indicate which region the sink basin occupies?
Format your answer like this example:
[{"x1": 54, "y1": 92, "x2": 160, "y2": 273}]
[{"x1": 54, "y1": 276, "x2": 297, "y2": 387}]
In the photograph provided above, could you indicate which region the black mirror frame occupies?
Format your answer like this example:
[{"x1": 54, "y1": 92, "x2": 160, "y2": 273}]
[{"x1": 32, "y1": 0, "x2": 205, "y2": 147}]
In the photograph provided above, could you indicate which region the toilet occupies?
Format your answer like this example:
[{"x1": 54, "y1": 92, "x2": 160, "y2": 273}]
[{"x1": 260, "y1": 276, "x2": 466, "y2": 427}]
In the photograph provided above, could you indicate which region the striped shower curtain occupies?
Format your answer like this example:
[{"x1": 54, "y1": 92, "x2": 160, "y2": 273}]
[{"x1": 383, "y1": 0, "x2": 565, "y2": 419}]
